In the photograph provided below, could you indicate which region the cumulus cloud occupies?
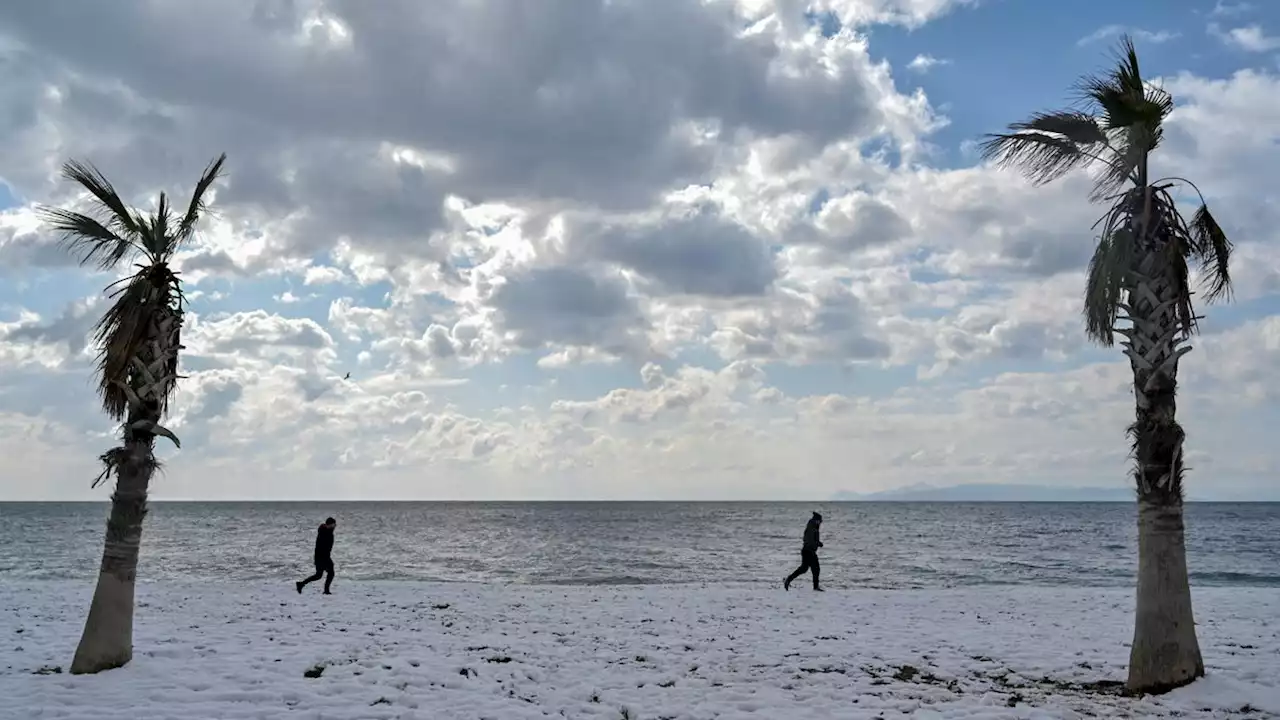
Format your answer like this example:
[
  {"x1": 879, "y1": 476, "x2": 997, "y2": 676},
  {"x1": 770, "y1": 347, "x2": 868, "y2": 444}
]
[
  {"x1": 571, "y1": 207, "x2": 779, "y2": 298},
  {"x1": 0, "y1": 1, "x2": 1278, "y2": 500},
  {"x1": 489, "y1": 266, "x2": 648, "y2": 356},
  {"x1": 0, "y1": 1, "x2": 932, "y2": 237},
  {"x1": 193, "y1": 311, "x2": 333, "y2": 352},
  {"x1": 0, "y1": 296, "x2": 101, "y2": 359},
  {"x1": 0, "y1": 208, "x2": 69, "y2": 271},
  {"x1": 1211, "y1": 23, "x2": 1280, "y2": 52}
]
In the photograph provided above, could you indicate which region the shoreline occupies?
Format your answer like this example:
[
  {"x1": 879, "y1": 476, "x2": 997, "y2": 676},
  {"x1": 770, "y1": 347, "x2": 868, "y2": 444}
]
[
  {"x1": 8, "y1": 576, "x2": 1280, "y2": 591},
  {"x1": 7, "y1": 499, "x2": 1279, "y2": 503},
  {"x1": 3, "y1": 582, "x2": 1277, "y2": 719}
]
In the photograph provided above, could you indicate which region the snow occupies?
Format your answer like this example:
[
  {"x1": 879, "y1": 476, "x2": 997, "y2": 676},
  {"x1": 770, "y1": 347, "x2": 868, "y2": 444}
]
[{"x1": 1, "y1": 582, "x2": 1277, "y2": 719}]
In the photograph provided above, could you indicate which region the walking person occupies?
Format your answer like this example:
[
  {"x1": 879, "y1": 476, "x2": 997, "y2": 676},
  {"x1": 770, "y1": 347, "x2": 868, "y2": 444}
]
[
  {"x1": 784, "y1": 512, "x2": 824, "y2": 591},
  {"x1": 297, "y1": 517, "x2": 337, "y2": 595}
]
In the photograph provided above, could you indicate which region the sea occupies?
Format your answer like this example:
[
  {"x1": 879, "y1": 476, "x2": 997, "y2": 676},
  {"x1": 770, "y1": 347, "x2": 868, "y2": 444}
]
[{"x1": 2, "y1": 502, "x2": 1278, "y2": 589}]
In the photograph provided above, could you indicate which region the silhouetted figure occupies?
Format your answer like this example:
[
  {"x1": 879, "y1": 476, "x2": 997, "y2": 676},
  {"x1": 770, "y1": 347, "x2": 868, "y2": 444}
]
[
  {"x1": 343, "y1": 372, "x2": 350, "y2": 380},
  {"x1": 784, "y1": 512, "x2": 824, "y2": 591},
  {"x1": 297, "y1": 517, "x2": 337, "y2": 595}
]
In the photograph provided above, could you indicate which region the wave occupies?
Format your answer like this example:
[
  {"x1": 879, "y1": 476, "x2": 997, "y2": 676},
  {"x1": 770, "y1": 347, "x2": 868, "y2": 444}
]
[
  {"x1": 1191, "y1": 571, "x2": 1280, "y2": 586},
  {"x1": 543, "y1": 575, "x2": 672, "y2": 586}
]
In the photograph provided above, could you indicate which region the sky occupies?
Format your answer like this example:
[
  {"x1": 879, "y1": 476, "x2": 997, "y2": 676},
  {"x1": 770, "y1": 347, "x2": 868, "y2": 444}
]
[{"x1": 1, "y1": 0, "x2": 1279, "y2": 501}]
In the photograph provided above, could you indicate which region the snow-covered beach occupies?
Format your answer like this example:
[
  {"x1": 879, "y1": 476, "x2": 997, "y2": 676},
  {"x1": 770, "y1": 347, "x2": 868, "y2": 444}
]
[{"x1": 2, "y1": 582, "x2": 1276, "y2": 719}]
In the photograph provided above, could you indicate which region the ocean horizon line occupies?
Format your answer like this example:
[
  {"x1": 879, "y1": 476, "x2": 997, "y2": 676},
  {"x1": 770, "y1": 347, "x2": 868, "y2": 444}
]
[{"x1": 5, "y1": 498, "x2": 1276, "y2": 504}]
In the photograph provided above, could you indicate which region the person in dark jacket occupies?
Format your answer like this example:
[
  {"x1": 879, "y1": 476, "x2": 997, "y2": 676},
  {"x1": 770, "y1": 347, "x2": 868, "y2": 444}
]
[
  {"x1": 296, "y1": 517, "x2": 337, "y2": 595},
  {"x1": 784, "y1": 512, "x2": 824, "y2": 591}
]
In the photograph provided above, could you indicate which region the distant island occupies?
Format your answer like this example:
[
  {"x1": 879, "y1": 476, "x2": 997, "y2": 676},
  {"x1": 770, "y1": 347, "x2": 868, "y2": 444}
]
[{"x1": 831, "y1": 483, "x2": 1134, "y2": 502}]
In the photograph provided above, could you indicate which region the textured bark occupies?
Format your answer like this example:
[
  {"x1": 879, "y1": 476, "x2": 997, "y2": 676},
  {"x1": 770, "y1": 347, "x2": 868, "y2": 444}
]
[
  {"x1": 70, "y1": 444, "x2": 150, "y2": 674},
  {"x1": 1123, "y1": 247, "x2": 1189, "y2": 506},
  {"x1": 1128, "y1": 501, "x2": 1203, "y2": 692},
  {"x1": 68, "y1": 572, "x2": 135, "y2": 674},
  {"x1": 1120, "y1": 193, "x2": 1204, "y2": 694},
  {"x1": 71, "y1": 300, "x2": 181, "y2": 674}
]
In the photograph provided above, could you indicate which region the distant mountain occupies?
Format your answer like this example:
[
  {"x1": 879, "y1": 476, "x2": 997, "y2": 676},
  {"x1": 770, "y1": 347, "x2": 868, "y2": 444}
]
[{"x1": 830, "y1": 483, "x2": 1134, "y2": 502}]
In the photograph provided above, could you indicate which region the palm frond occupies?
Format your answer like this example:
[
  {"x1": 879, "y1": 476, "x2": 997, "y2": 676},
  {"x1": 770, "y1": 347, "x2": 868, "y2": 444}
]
[
  {"x1": 176, "y1": 153, "x2": 227, "y2": 244},
  {"x1": 1140, "y1": 84, "x2": 1174, "y2": 142},
  {"x1": 93, "y1": 273, "x2": 160, "y2": 419},
  {"x1": 1109, "y1": 90, "x2": 1170, "y2": 153},
  {"x1": 59, "y1": 160, "x2": 143, "y2": 237},
  {"x1": 1114, "y1": 34, "x2": 1144, "y2": 91},
  {"x1": 1012, "y1": 111, "x2": 1109, "y2": 146},
  {"x1": 37, "y1": 206, "x2": 146, "y2": 271},
  {"x1": 1167, "y1": 231, "x2": 1197, "y2": 337},
  {"x1": 1084, "y1": 226, "x2": 1137, "y2": 346},
  {"x1": 978, "y1": 131, "x2": 1096, "y2": 186},
  {"x1": 149, "y1": 191, "x2": 172, "y2": 257},
  {"x1": 1076, "y1": 35, "x2": 1146, "y2": 122},
  {"x1": 1112, "y1": 41, "x2": 1173, "y2": 132},
  {"x1": 47, "y1": 155, "x2": 222, "y2": 422},
  {"x1": 94, "y1": 263, "x2": 185, "y2": 419},
  {"x1": 1148, "y1": 187, "x2": 1198, "y2": 336},
  {"x1": 985, "y1": 36, "x2": 1236, "y2": 357},
  {"x1": 1188, "y1": 204, "x2": 1233, "y2": 303},
  {"x1": 1074, "y1": 35, "x2": 1172, "y2": 175},
  {"x1": 1093, "y1": 137, "x2": 1145, "y2": 202}
]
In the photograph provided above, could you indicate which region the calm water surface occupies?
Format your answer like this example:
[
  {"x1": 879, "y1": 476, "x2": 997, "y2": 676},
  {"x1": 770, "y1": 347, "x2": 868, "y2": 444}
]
[{"x1": 2, "y1": 502, "x2": 1277, "y2": 588}]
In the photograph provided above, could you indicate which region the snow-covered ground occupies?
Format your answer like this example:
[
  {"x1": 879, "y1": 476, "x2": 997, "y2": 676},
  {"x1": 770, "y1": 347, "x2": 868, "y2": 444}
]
[{"x1": 1, "y1": 582, "x2": 1276, "y2": 719}]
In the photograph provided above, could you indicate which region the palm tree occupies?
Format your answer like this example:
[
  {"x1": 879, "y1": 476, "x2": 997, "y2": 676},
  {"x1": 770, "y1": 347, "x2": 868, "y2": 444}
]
[
  {"x1": 39, "y1": 154, "x2": 227, "y2": 674},
  {"x1": 980, "y1": 37, "x2": 1230, "y2": 693}
]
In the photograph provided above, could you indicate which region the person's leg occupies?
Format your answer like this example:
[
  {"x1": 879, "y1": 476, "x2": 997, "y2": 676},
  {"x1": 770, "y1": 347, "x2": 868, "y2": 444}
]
[
  {"x1": 810, "y1": 552, "x2": 822, "y2": 590},
  {"x1": 322, "y1": 559, "x2": 334, "y2": 594},
  {"x1": 298, "y1": 566, "x2": 323, "y2": 593},
  {"x1": 785, "y1": 555, "x2": 811, "y2": 590}
]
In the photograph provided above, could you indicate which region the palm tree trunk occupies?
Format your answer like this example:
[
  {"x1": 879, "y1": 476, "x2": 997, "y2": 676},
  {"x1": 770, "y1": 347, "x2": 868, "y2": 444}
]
[
  {"x1": 70, "y1": 442, "x2": 153, "y2": 674},
  {"x1": 1129, "y1": 497, "x2": 1202, "y2": 692},
  {"x1": 70, "y1": 303, "x2": 179, "y2": 675},
  {"x1": 1122, "y1": 240, "x2": 1204, "y2": 693}
]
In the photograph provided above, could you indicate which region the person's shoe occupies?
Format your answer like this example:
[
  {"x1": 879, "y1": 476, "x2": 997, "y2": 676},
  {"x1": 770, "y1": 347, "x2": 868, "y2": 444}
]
[
  {"x1": 296, "y1": 582, "x2": 304, "y2": 594},
  {"x1": 814, "y1": 587, "x2": 825, "y2": 592},
  {"x1": 784, "y1": 577, "x2": 791, "y2": 591},
  {"x1": 323, "y1": 590, "x2": 332, "y2": 595}
]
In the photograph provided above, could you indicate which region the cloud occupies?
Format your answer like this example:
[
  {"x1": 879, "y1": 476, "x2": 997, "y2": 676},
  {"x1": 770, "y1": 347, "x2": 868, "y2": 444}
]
[
  {"x1": 303, "y1": 265, "x2": 348, "y2": 286},
  {"x1": 186, "y1": 311, "x2": 337, "y2": 365},
  {"x1": 906, "y1": 54, "x2": 950, "y2": 73},
  {"x1": 1211, "y1": 1, "x2": 1254, "y2": 18},
  {"x1": 0, "y1": 295, "x2": 101, "y2": 361},
  {"x1": 1210, "y1": 23, "x2": 1280, "y2": 52},
  {"x1": 572, "y1": 207, "x2": 779, "y2": 298},
  {"x1": 0, "y1": 2, "x2": 1278, "y2": 500},
  {"x1": 0, "y1": 0, "x2": 932, "y2": 247},
  {"x1": 0, "y1": 207, "x2": 73, "y2": 272},
  {"x1": 1157, "y1": 69, "x2": 1280, "y2": 233},
  {"x1": 1077, "y1": 25, "x2": 1180, "y2": 47},
  {"x1": 488, "y1": 266, "x2": 649, "y2": 357}
]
